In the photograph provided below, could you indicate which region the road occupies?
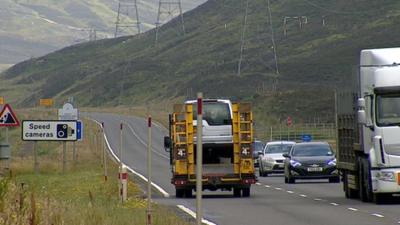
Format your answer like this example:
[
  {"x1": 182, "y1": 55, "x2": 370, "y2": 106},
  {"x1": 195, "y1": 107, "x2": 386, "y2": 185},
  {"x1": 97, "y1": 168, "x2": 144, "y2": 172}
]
[{"x1": 88, "y1": 112, "x2": 400, "y2": 225}]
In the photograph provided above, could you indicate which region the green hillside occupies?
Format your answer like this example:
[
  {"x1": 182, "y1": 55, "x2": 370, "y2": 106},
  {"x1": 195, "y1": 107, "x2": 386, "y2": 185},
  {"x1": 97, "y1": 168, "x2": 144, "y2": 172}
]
[
  {"x1": 0, "y1": 0, "x2": 205, "y2": 65},
  {"x1": 2, "y1": 0, "x2": 400, "y2": 123}
]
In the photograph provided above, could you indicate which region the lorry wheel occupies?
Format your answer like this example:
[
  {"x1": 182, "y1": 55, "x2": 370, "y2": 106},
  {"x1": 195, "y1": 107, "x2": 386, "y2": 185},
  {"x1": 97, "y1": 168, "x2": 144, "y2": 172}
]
[
  {"x1": 359, "y1": 158, "x2": 373, "y2": 202},
  {"x1": 329, "y1": 177, "x2": 340, "y2": 183},
  {"x1": 373, "y1": 193, "x2": 388, "y2": 204},
  {"x1": 242, "y1": 188, "x2": 250, "y2": 197},
  {"x1": 176, "y1": 189, "x2": 184, "y2": 198},
  {"x1": 185, "y1": 189, "x2": 193, "y2": 198},
  {"x1": 233, "y1": 188, "x2": 241, "y2": 197},
  {"x1": 343, "y1": 172, "x2": 358, "y2": 199}
]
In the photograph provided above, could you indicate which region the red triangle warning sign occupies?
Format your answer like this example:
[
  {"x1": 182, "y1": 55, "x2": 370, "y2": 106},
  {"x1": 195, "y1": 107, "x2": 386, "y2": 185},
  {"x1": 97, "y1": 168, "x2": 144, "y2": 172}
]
[{"x1": 0, "y1": 104, "x2": 20, "y2": 127}]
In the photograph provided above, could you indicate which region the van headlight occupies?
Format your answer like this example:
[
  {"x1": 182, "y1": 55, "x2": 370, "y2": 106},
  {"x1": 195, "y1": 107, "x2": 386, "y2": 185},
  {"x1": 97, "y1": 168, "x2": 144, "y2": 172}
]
[{"x1": 376, "y1": 171, "x2": 395, "y2": 182}]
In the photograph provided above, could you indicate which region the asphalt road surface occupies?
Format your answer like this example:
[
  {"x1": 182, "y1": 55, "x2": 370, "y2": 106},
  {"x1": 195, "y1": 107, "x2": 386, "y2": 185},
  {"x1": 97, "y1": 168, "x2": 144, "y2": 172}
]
[{"x1": 87, "y1": 112, "x2": 400, "y2": 225}]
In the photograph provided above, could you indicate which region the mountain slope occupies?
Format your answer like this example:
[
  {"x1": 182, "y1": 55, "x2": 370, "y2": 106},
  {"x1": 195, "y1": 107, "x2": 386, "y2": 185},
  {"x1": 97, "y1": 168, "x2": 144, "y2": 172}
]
[
  {"x1": 2, "y1": 0, "x2": 400, "y2": 122},
  {"x1": 0, "y1": 0, "x2": 206, "y2": 65}
]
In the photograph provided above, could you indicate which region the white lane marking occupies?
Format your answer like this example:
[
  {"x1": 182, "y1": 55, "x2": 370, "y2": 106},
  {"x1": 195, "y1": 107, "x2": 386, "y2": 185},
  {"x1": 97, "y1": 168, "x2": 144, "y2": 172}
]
[
  {"x1": 330, "y1": 203, "x2": 339, "y2": 206},
  {"x1": 123, "y1": 120, "x2": 169, "y2": 159},
  {"x1": 299, "y1": 194, "x2": 307, "y2": 198},
  {"x1": 275, "y1": 187, "x2": 283, "y2": 191},
  {"x1": 264, "y1": 185, "x2": 271, "y2": 188},
  {"x1": 91, "y1": 119, "x2": 170, "y2": 198},
  {"x1": 348, "y1": 208, "x2": 358, "y2": 211},
  {"x1": 371, "y1": 213, "x2": 384, "y2": 218},
  {"x1": 314, "y1": 198, "x2": 322, "y2": 201},
  {"x1": 177, "y1": 205, "x2": 218, "y2": 225},
  {"x1": 287, "y1": 191, "x2": 294, "y2": 194},
  {"x1": 256, "y1": 182, "x2": 262, "y2": 185}
]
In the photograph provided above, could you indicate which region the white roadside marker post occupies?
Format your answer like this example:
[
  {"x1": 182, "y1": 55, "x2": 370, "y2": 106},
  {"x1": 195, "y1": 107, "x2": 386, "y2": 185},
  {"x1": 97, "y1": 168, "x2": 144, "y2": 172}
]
[
  {"x1": 119, "y1": 122, "x2": 123, "y2": 202},
  {"x1": 120, "y1": 165, "x2": 128, "y2": 203},
  {"x1": 146, "y1": 116, "x2": 153, "y2": 225},
  {"x1": 102, "y1": 122, "x2": 108, "y2": 182},
  {"x1": 196, "y1": 92, "x2": 203, "y2": 225}
]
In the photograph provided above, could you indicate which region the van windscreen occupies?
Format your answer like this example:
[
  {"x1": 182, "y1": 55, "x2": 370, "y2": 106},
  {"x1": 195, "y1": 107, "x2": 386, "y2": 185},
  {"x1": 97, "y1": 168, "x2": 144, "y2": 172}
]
[{"x1": 193, "y1": 102, "x2": 231, "y2": 125}]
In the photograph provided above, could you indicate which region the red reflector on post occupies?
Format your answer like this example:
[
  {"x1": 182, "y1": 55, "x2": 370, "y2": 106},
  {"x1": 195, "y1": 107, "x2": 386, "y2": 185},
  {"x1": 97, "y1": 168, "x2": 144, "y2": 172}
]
[
  {"x1": 197, "y1": 98, "x2": 202, "y2": 115},
  {"x1": 119, "y1": 173, "x2": 128, "y2": 180}
]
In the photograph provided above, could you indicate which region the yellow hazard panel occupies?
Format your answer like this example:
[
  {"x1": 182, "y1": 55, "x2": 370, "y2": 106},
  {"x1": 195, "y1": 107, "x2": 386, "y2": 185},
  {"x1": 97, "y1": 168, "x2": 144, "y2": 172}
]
[
  {"x1": 240, "y1": 159, "x2": 254, "y2": 174},
  {"x1": 175, "y1": 160, "x2": 188, "y2": 175}
]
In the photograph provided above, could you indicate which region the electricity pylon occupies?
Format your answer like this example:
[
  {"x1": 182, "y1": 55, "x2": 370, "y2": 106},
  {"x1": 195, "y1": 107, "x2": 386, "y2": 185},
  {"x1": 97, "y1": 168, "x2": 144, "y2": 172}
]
[
  {"x1": 115, "y1": 0, "x2": 141, "y2": 37},
  {"x1": 155, "y1": 0, "x2": 185, "y2": 44}
]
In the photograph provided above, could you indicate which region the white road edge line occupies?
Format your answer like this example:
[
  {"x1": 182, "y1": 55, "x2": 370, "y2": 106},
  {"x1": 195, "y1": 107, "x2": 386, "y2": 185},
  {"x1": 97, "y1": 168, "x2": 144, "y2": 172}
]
[
  {"x1": 123, "y1": 120, "x2": 169, "y2": 159},
  {"x1": 265, "y1": 185, "x2": 271, "y2": 188},
  {"x1": 177, "y1": 205, "x2": 218, "y2": 225},
  {"x1": 300, "y1": 194, "x2": 307, "y2": 198},
  {"x1": 275, "y1": 187, "x2": 283, "y2": 191},
  {"x1": 330, "y1": 203, "x2": 339, "y2": 206},
  {"x1": 91, "y1": 119, "x2": 170, "y2": 198},
  {"x1": 287, "y1": 191, "x2": 294, "y2": 194},
  {"x1": 256, "y1": 182, "x2": 262, "y2": 185},
  {"x1": 314, "y1": 198, "x2": 322, "y2": 201},
  {"x1": 371, "y1": 213, "x2": 384, "y2": 218},
  {"x1": 348, "y1": 208, "x2": 358, "y2": 211}
]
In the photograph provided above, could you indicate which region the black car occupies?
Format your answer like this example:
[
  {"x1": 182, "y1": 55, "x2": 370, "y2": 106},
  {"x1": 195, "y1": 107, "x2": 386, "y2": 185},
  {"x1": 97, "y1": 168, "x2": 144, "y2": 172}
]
[{"x1": 283, "y1": 142, "x2": 340, "y2": 184}]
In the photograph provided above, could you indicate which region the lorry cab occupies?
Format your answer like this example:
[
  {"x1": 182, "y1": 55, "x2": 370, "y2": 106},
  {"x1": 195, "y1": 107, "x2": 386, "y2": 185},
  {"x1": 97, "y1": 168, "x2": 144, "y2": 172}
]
[
  {"x1": 357, "y1": 48, "x2": 400, "y2": 194},
  {"x1": 185, "y1": 99, "x2": 233, "y2": 144}
]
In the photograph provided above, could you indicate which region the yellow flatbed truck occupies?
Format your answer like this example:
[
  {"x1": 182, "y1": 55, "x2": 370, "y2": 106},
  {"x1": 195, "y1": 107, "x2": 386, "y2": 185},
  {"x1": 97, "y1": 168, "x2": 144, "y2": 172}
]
[{"x1": 164, "y1": 99, "x2": 256, "y2": 198}]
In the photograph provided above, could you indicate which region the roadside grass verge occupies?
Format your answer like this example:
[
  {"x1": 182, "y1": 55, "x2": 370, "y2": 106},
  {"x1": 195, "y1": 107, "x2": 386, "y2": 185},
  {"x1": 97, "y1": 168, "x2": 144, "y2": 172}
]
[{"x1": 0, "y1": 108, "x2": 190, "y2": 225}]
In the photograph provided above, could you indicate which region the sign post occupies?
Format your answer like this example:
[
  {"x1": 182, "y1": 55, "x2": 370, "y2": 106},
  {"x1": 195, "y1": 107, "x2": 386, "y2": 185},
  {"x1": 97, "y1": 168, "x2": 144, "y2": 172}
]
[
  {"x1": 22, "y1": 120, "x2": 78, "y2": 173},
  {"x1": 196, "y1": 93, "x2": 203, "y2": 225},
  {"x1": 58, "y1": 103, "x2": 79, "y2": 162},
  {"x1": 0, "y1": 104, "x2": 20, "y2": 170}
]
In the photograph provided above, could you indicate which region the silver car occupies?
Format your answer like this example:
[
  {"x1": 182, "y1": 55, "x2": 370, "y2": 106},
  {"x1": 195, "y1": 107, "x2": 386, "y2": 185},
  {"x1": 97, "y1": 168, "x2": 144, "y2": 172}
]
[{"x1": 258, "y1": 141, "x2": 295, "y2": 177}]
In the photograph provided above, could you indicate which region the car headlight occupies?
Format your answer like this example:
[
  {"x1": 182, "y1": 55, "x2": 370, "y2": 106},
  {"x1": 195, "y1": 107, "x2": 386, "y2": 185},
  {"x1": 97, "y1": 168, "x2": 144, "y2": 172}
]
[
  {"x1": 266, "y1": 157, "x2": 275, "y2": 162},
  {"x1": 376, "y1": 171, "x2": 395, "y2": 182},
  {"x1": 327, "y1": 158, "x2": 337, "y2": 166},
  {"x1": 290, "y1": 159, "x2": 301, "y2": 167}
]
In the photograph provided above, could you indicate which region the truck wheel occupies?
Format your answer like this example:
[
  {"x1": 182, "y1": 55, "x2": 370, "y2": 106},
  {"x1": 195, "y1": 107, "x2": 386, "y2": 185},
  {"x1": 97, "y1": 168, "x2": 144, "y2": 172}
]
[
  {"x1": 373, "y1": 193, "x2": 388, "y2": 204},
  {"x1": 185, "y1": 189, "x2": 193, "y2": 198},
  {"x1": 176, "y1": 189, "x2": 184, "y2": 198},
  {"x1": 359, "y1": 158, "x2": 373, "y2": 202},
  {"x1": 242, "y1": 188, "x2": 250, "y2": 197},
  {"x1": 343, "y1": 172, "x2": 358, "y2": 199},
  {"x1": 233, "y1": 188, "x2": 241, "y2": 197},
  {"x1": 259, "y1": 169, "x2": 263, "y2": 177},
  {"x1": 329, "y1": 177, "x2": 340, "y2": 183},
  {"x1": 284, "y1": 176, "x2": 288, "y2": 183}
]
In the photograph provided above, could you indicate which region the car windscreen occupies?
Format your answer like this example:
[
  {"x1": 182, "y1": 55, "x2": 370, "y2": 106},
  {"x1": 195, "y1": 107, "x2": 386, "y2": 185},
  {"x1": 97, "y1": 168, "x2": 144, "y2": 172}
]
[
  {"x1": 193, "y1": 102, "x2": 231, "y2": 125},
  {"x1": 291, "y1": 145, "x2": 333, "y2": 157},
  {"x1": 254, "y1": 142, "x2": 264, "y2": 152},
  {"x1": 265, "y1": 144, "x2": 293, "y2": 154}
]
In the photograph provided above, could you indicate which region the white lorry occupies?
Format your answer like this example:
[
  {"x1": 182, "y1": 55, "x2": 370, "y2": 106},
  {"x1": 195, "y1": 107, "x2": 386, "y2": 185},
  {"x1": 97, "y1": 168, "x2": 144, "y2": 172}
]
[{"x1": 337, "y1": 47, "x2": 400, "y2": 203}]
